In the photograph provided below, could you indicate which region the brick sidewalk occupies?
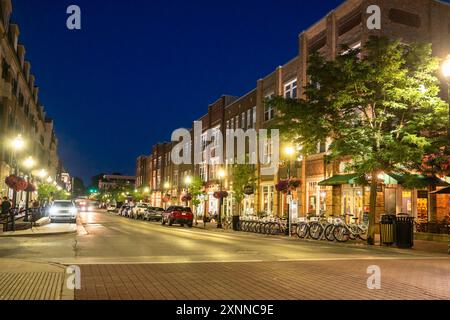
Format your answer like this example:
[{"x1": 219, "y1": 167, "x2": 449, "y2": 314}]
[{"x1": 74, "y1": 259, "x2": 450, "y2": 300}]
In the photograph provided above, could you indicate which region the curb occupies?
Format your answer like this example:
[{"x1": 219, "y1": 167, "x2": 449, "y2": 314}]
[{"x1": 0, "y1": 227, "x2": 78, "y2": 237}]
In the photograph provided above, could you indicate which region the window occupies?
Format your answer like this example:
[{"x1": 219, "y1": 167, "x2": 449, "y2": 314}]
[
  {"x1": 247, "y1": 109, "x2": 251, "y2": 128},
  {"x1": 261, "y1": 186, "x2": 274, "y2": 215},
  {"x1": 284, "y1": 79, "x2": 298, "y2": 99},
  {"x1": 241, "y1": 113, "x2": 246, "y2": 129},
  {"x1": 252, "y1": 107, "x2": 256, "y2": 128},
  {"x1": 199, "y1": 163, "x2": 207, "y2": 182},
  {"x1": 226, "y1": 120, "x2": 230, "y2": 130},
  {"x1": 235, "y1": 116, "x2": 239, "y2": 129},
  {"x1": 389, "y1": 9, "x2": 421, "y2": 28},
  {"x1": 264, "y1": 93, "x2": 274, "y2": 122}
]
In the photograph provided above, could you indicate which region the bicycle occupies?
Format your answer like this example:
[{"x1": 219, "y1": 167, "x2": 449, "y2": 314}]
[{"x1": 333, "y1": 214, "x2": 369, "y2": 242}]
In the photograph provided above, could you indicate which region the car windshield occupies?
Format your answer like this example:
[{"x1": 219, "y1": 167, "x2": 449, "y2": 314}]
[
  {"x1": 170, "y1": 206, "x2": 191, "y2": 212},
  {"x1": 54, "y1": 202, "x2": 73, "y2": 208}
]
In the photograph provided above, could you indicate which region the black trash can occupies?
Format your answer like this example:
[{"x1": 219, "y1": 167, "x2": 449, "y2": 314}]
[
  {"x1": 232, "y1": 215, "x2": 240, "y2": 231},
  {"x1": 380, "y1": 214, "x2": 396, "y2": 246},
  {"x1": 395, "y1": 214, "x2": 414, "y2": 248}
]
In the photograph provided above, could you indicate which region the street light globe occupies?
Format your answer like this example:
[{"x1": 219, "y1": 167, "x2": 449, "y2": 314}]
[
  {"x1": 46, "y1": 176, "x2": 53, "y2": 183},
  {"x1": 184, "y1": 176, "x2": 192, "y2": 185},
  {"x1": 23, "y1": 156, "x2": 36, "y2": 169},
  {"x1": 442, "y1": 56, "x2": 450, "y2": 79},
  {"x1": 144, "y1": 187, "x2": 150, "y2": 193},
  {"x1": 285, "y1": 146, "x2": 295, "y2": 156},
  {"x1": 218, "y1": 169, "x2": 226, "y2": 179},
  {"x1": 164, "y1": 182, "x2": 170, "y2": 189},
  {"x1": 11, "y1": 134, "x2": 25, "y2": 151},
  {"x1": 37, "y1": 169, "x2": 48, "y2": 178}
]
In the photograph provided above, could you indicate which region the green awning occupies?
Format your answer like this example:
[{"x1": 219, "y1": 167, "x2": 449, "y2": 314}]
[
  {"x1": 387, "y1": 173, "x2": 449, "y2": 188},
  {"x1": 318, "y1": 174, "x2": 361, "y2": 186}
]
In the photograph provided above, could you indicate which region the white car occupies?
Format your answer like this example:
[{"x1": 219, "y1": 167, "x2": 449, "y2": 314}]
[
  {"x1": 131, "y1": 203, "x2": 150, "y2": 219},
  {"x1": 49, "y1": 200, "x2": 78, "y2": 223}
]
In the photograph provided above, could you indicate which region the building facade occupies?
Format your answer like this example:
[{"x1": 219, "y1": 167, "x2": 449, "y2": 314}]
[
  {"x1": 0, "y1": 0, "x2": 63, "y2": 201},
  {"x1": 136, "y1": 0, "x2": 450, "y2": 224}
]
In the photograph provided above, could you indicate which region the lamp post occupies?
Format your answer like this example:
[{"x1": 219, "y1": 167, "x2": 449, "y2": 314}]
[
  {"x1": 217, "y1": 168, "x2": 226, "y2": 229},
  {"x1": 442, "y1": 55, "x2": 450, "y2": 138},
  {"x1": 163, "y1": 182, "x2": 170, "y2": 209},
  {"x1": 22, "y1": 156, "x2": 36, "y2": 222},
  {"x1": 9, "y1": 135, "x2": 25, "y2": 208},
  {"x1": 184, "y1": 176, "x2": 192, "y2": 207},
  {"x1": 284, "y1": 146, "x2": 295, "y2": 236}
]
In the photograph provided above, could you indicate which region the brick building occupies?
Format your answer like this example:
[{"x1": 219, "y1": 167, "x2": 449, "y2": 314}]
[
  {"x1": 136, "y1": 0, "x2": 450, "y2": 223},
  {"x1": 0, "y1": 0, "x2": 63, "y2": 201}
]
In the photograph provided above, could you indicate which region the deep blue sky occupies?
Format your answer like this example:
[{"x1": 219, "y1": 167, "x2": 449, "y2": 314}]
[{"x1": 12, "y1": 0, "x2": 345, "y2": 184}]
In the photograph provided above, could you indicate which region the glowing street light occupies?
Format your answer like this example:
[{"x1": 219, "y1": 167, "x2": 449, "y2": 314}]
[
  {"x1": 10, "y1": 134, "x2": 25, "y2": 151},
  {"x1": 184, "y1": 175, "x2": 192, "y2": 186},
  {"x1": 164, "y1": 182, "x2": 170, "y2": 190},
  {"x1": 144, "y1": 187, "x2": 150, "y2": 193},
  {"x1": 37, "y1": 169, "x2": 48, "y2": 178},
  {"x1": 284, "y1": 145, "x2": 296, "y2": 237},
  {"x1": 23, "y1": 156, "x2": 36, "y2": 170},
  {"x1": 47, "y1": 176, "x2": 53, "y2": 183}
]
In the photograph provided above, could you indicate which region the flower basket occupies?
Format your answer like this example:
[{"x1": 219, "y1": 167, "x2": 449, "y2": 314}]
[
  {"x1": 288, "y1": 178, "x2": 301, "y2": 190},
  {"x1": 25, "y1": 183, "x2": 36, "y2": 193},
  {"x1": 213, "y1": 191, "x2": 228, "y2": 199},
  {"x1": 181, "y1": 194, "x2": 192, "y2": 202},
  {"x1": 5, "y1": 175, "x2": 28, "y2": 192},
  {"x1": 275, "y1": 180, "x2": 289, "y2": 193},
  {"x1": 244, "y1": 186, "x2": 254, "y2": 195}
]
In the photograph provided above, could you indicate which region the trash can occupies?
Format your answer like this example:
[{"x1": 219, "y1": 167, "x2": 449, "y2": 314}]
[
  {"x1": 395, "y1": 214, "x2": 414, "y2": 248},
  {"x1": 380, "y1": 214, "x2": 396, "y2": 246}
]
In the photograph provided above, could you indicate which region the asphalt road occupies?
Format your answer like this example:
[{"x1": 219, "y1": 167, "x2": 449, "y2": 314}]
[
  {"x1": 1, "y1": 210, "x2": 448, "y2": 300},
  {"x1": 0, "y1": 209, "x2": 447, "y2": 264}
]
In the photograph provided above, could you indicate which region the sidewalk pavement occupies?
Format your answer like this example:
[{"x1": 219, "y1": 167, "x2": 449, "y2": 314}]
[
  {"x1": 193, "y1": 220, "x2": 449, "y2": 255},
  {"x1": 0, "y1": 259, "x2": 73, "y2": 300},
  {"x1": 0, "y1": 223, "x2": 78, "y2": 237}
]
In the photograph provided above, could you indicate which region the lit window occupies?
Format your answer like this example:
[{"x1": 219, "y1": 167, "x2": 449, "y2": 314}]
[{"x1": 284, "y1": 79, "x2": 298, "y2": 99}]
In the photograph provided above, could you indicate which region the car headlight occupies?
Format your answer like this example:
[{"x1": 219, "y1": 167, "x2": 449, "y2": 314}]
[
  {"x1": 70, "y1": 208, "x2": 78, "y2": 214},
  {"x1": 88, "y1": 206, "x2": 93, "y2": 211},
  {"x1": 49, "y1": 207, "x2": 58, "y2": 215}
]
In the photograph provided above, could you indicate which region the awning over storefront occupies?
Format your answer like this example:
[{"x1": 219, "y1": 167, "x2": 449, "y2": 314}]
[
  {"x1": 430, "y1": 186, "x2": 450, "y2": 194},
  {"x1": 387, "y1": 174, "x2": 449, "y2": 188},
  {"x1": 318, "y1": 174, "x2": 361, "y2": 186}
]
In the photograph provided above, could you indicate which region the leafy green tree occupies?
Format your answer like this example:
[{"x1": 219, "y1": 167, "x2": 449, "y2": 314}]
[
  {"x1": 270, "y1": 36, "x2": 448, "y2": 244},
  {"x1": 232, "y1": 164, "x2": 256, "y2": 216},
  {"x1": 189, "y1": 176, "x2": 204, "y2": 208},
  {"x1": 38, "y1": 183, "x2": 69, "y2": 202}
]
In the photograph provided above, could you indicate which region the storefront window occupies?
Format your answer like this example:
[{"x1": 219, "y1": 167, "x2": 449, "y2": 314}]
[
  {"x1": 417, "y1": 190, "x2": 428, "y2": 222},
  {"x1": 342, "y1": 187, "x2": 364, "y2": 219},
  {"x1": 261, "y1": 186, "x2": 274, "y2": 215},
  {"x1": 243, "y1": 194, "x2": 255, "y2": 216},
  {"x1": 401, "y1": 190, "x2": 412, "y2": 215}
]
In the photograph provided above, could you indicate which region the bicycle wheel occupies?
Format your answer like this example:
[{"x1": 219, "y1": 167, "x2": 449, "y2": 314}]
[
  {"x1": 308, "y1": 222, "x2": 323, "y2": 240},
  {"x1": 324, "y1": 224, "x2": 335, "y2": 241},
  {"x1": 270, "y1": 223, "x2": 280, "y2": 235},
  {"x1": 333, "y1": 225, "x2": 350, "y2": 242},
  {"x1": 296, "y1": 222, "x2": 309, "y2": 238},
  {"x1": 358, "y1": 226, "x2": 368, "y2": 241}
]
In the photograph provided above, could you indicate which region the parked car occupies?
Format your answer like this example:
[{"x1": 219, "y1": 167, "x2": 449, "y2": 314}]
[
  {"x1": 107, "y1": 202, "x2": 123, "y2": 213},
  {"x1": 119, "y1": 204, "x2": 133, "y2": 217},
  {"x1": 49, "y1": 200, "x2": 78, "y2": 223},
  {"x1": 145, "y1": 207, "x2": 164, "y2": 221},
  {"x1": 131, "y1": 203, "x2": 150, "y2": 219},
  {"x1": 162, "y1": 206, "x2": 193, "y2": 227}
]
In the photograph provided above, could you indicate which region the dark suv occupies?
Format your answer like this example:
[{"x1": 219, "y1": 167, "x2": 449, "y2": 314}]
[{"x1": 162, "y1": 206, "x2": 194, "y2": 227}]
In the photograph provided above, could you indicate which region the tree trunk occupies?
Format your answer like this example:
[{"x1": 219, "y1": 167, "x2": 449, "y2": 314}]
[{"x1": 367, "y1": 170, "x2": 378, "y2": 245}]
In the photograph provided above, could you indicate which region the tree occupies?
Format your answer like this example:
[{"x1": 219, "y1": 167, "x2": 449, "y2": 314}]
[
  {"x1": 270, "y1": 36, "x2": 448, "y2": 244},
  {"x1": 232, "y1": 164, "x2": 256, "y2": 216},
  {"x1": 72, "y1": 177, "x2": 86, "y2": 198},
  {"x1": 189, "y1": 176, "x2": 204, "y2": 208},
  {"x1": 38, "y1": 183, "x2": 69, "y2": 202}
]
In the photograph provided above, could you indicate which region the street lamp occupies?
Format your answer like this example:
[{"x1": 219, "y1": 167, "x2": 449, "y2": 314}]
[
  {"x1": 184, "y1": 176, "x2": 192, "y2": 206},
  {"x1": 9, "y1": 134, "x2": 26, "y2": 208},
  {"x1": 46, "y1": 176, "x2": 53, "y2": 183},
  {"x1": 22, "y1": 156, "x2": 36, "y2": 222},
  {"x1": 36, "y1": 169, "x2": 48, "y2": 179},
  {"x1": 163, "y1": 182, "x2": 170, "y2": 209},
  {"x1": 442, "y1": 55, "x2": 450, "y2": 138},
  {"x1": 284, "y1": 146, "x2": 295, "y2": 236},
  {"x1": 217, "y1": 168, "x2": 226, "y2": 229}
]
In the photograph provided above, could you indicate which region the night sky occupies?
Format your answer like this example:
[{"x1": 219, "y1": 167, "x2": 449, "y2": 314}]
[{"x1": 12, "y1": 0, "x2": 355, "y2": 183}]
